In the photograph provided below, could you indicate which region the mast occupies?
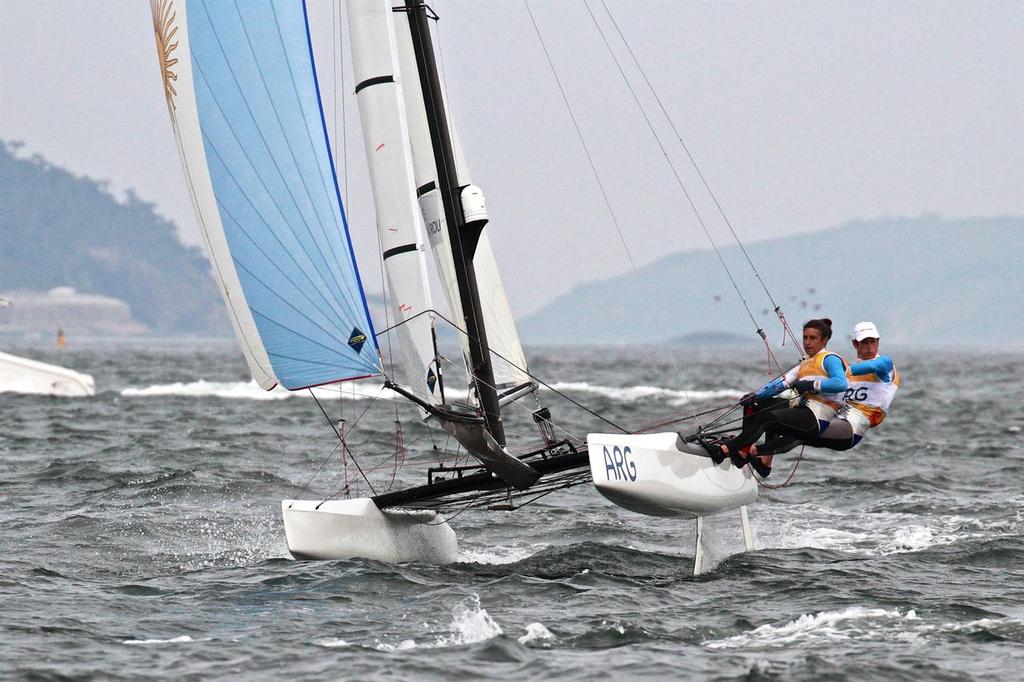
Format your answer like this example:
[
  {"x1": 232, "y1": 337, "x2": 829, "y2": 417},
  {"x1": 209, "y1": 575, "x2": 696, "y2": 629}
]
[{"x1": 403, "y1": 0, "x2": 505, "y2": 445}]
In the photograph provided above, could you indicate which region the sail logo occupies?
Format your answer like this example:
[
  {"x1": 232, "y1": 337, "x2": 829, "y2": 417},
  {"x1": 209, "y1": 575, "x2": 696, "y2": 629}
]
[
  {"x1": 603, "y1": 445, "x2": 637, "y2": 482},
  {"x1": 151, "y1": 0, "x2": 180, "y2": 112},
  {"x1": 426, "y1": 367, "x2": 437, "y2": 394},
  {"x1": 348, "y1": 328, "x2": 367, "y2": 354}
]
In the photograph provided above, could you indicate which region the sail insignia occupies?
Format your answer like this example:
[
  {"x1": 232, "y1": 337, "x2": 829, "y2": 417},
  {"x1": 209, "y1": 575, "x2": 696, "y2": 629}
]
[
  {"x1": 151, "y1": 0, "x2": 180, "y2": 112},
  {"x1": 348, "y1": 328, "x2": 368, "y2": 355}
]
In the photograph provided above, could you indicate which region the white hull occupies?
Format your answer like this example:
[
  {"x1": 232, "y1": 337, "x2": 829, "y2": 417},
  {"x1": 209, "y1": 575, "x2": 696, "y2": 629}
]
[
  {"x1": 0, "y1": 350, "x2": 95, "y2": 397},
  {"x1": 281, "y1": 498, "x2": 458, "y2": 564},
  {"x1": 587, "y1": 432, "x2": 757, "y2": 518}
]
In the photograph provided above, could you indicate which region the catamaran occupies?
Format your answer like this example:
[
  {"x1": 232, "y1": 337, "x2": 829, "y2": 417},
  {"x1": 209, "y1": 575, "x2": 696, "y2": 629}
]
[{"x1": 151, "y1": 0, "x2": 767, "y2": 574}]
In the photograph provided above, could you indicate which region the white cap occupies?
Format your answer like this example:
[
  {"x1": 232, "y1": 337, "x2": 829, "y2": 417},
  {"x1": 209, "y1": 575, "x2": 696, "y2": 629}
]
[{"x1": 853, "y1": 321, "x2": 880, "y2": 341}]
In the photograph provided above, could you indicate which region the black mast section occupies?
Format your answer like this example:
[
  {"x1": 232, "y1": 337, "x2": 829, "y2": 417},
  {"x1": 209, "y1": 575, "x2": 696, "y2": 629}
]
[{"x1": 404, "y1": 1, "x2": 505, "y2": 446}]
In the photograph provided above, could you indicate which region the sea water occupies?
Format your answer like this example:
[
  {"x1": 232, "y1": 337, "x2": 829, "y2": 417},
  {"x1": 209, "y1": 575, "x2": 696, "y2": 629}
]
[{"x1": 1, "y1": 339, "x2": 1022, "y2": 679}]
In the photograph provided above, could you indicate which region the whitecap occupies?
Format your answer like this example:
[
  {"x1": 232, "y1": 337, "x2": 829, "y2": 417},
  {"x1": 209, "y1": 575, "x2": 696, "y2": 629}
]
[
  {"x1": 518, "y1": 622, "x2": 556, "y2": 645},
  {"x1": 705, "y1": 606, "x2": 918, "y2": 649},
  {"x1": 459, "y1": 543, "x2": 542, "y2": 565},
  {"x1": 544, "y1": 381, "x2": 741, "y2": 406},
  {"x1": 374, "y1": 595, "x2": 503, "y2": 652},
  {"x1": 760, "y1": 505, "x2": 966, "y2": 557},
  {"x1": 439, "y1": 596, "x2": 503, "y2": 646},
  {"x1": 315, "y1": 638, "x2": 351, "y2": 648},
  {"x1": 120, "y1": 379, "x2": 401, "y2": 402},
  {"x1": 374, "y1": 638, "x2": 417, "y2": 651},
  {"x1": 123, "y1": 635, "x2": 199, "y2": 645}
]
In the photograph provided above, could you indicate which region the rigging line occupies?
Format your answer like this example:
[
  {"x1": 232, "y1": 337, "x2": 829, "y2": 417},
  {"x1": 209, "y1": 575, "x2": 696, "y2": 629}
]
[
  {"x1": 578, "y1": 2, "x2": 764, "y2": 348},
  {"x1": 755, "y1": 444, "x2": 804, "y2": 489},
  {"x1": 598, "y1": 0, "x2": 803, "y2": 355},
  {"x1": 295, "y1": 440, "x2": 343, "y2": 499},
  {"x1": 523, "y1": 0, "x2": 689, "y2": 396},
  {"x1": 631, "y1": 402, "x2": 740, "y2": 434},
  {"x1": 311, "y1": 389, "x2": 378, "y2": 496},
  {"x1": 430, "y1": 307, "x2": 627, "y2": 433},
  {"x1": 417, "y1": 491, "x2": 485, "y2": 525},
  {"x1": 430, "y1": 3, "x2": 461, "y2": 185},
  {"x1": 470, "y1": 370, "x2": 588, "y2": 445},
  {"x1": 506, "y1": 472, "x2": 593, "y2": 511},
  {"x1": 341, "y1": 4, "x2": 348, "y2": 206},
  {"x1": 377, "y1": 307, "x2": 622, "y2": 433}
]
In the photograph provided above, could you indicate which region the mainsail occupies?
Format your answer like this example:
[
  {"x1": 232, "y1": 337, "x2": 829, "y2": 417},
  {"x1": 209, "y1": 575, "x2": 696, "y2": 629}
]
[
  {"x1": 152, "y1": 0, "x2": 380, "y2": 390},
  {"x1": 346, "y1": 0, "x2": 440, "y2": 405},
  {"x1": 390, "y1": 3, "x2": 532, "y2": 395}
]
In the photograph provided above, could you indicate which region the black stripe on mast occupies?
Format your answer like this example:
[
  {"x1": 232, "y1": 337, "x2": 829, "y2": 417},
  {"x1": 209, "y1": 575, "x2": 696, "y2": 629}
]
[{"x1": 403, "y1": 0, "x2": 505, "y2": 446}]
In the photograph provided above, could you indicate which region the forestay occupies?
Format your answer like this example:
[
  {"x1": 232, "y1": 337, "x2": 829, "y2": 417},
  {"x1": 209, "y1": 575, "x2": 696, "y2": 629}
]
[{"x1": 153, "y1": 0, "x2": 380, "y2": 390}]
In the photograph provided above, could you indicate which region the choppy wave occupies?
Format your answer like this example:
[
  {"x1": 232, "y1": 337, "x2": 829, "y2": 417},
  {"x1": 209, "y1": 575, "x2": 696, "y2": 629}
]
[
  {"x1": 458, "y1": 543, "x2": 543, "y2": 565},
  {"x1": 374, "y1": 595, "x2": 502, "y2": 651},
  {"x1": 518, "y1": 622, "x2": 556, "y2": 645},
  {"x1": 546, "y1": 381, "x2": 741, "y2": 405},
  {"x1": 705, "y1": 607, "x2": 919, "y2": 649},
  {"x1": 120, "y1": 378, "x2": 739, "y2": 407},
  {"x1": 123, "y1": 635, "x2": 203, "y2": 645},
  {"x1": 120, "y1": 380, "x2": 399, "y2": 402},
  {"x1": 761, "y1": 504, "x2": 1011, "y2": 557}
]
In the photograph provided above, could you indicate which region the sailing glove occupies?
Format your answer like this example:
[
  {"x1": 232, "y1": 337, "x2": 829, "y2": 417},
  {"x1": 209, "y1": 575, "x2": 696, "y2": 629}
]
[{"x1": 790, "y1": 379, "x2": 818, "y2": 394}]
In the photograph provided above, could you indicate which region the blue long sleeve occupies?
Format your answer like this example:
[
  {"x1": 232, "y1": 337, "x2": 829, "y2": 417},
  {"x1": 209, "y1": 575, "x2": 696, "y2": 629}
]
[
  {"x1": 849, "y1": 355, "x2": 894, "y2": 382},
  {"x1": 818, "y1": 354, "x2": 848, "y2": 393}
]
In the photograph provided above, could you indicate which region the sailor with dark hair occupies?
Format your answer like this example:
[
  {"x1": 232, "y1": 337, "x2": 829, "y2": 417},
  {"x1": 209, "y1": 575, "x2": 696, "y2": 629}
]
[{"x1": 706, "y1": 318, "x2": 847, "y2": 476}]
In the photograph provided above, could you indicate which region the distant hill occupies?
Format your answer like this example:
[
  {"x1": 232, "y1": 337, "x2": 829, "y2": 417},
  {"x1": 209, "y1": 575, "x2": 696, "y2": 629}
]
[
  {"x1": 519, "y1": 215, "x2": 1023, "y2": 348},
  {"x1": 3, "y1": 143, "x2": 1018, "y2": 347},
  {"x1": 0, "y1": 140, "x2": 228, "y2": 336}
]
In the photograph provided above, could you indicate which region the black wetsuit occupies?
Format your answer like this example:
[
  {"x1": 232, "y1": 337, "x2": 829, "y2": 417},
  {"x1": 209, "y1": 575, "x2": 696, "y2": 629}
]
[
  {"x1": 723, "y1": 401, "x2": 820, "y2": 456},
  {"x1": 741, "y1": 403, "x2": 859, "y2": 456}
]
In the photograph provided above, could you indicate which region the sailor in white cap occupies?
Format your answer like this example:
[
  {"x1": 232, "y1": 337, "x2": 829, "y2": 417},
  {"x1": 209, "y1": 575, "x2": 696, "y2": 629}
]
[{"x1": 837, "y1": 321, "x2": 900, "y2": 440}]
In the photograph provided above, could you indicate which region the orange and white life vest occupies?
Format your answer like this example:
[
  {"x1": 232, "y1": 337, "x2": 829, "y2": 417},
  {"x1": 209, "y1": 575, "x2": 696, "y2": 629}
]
[
  {"x1": 785, "y1": 349, "x2": 847, "y2": 418},
  {"x1": 844, "y1": 361, "x2": 900, "y2": 427}
]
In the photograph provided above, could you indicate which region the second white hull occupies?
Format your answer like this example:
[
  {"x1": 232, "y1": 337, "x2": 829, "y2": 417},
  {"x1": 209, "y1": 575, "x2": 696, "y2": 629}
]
[{"x1": 281, "y1": 498, "x2": 458, "y2": 564}]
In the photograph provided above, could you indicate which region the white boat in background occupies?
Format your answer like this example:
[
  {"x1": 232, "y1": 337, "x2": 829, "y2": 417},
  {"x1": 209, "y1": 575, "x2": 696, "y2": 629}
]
[{"x1": 0, "y1": 349, "x2": 95, "y2": 397}]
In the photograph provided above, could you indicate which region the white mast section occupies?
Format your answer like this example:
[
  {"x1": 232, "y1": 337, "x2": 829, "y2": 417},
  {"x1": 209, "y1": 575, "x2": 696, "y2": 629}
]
[
  {"x1": 391, "y1": 4, "x2": 532, "y2": 394},
  {"x1": 347, "y1": 0, "x2": 440, "y2": 403}
]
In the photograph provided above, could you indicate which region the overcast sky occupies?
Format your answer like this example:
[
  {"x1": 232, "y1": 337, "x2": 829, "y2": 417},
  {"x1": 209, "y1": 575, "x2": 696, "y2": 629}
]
[{"x1": 1, "y1": 0, "x2": 1021, "y2": 317}]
